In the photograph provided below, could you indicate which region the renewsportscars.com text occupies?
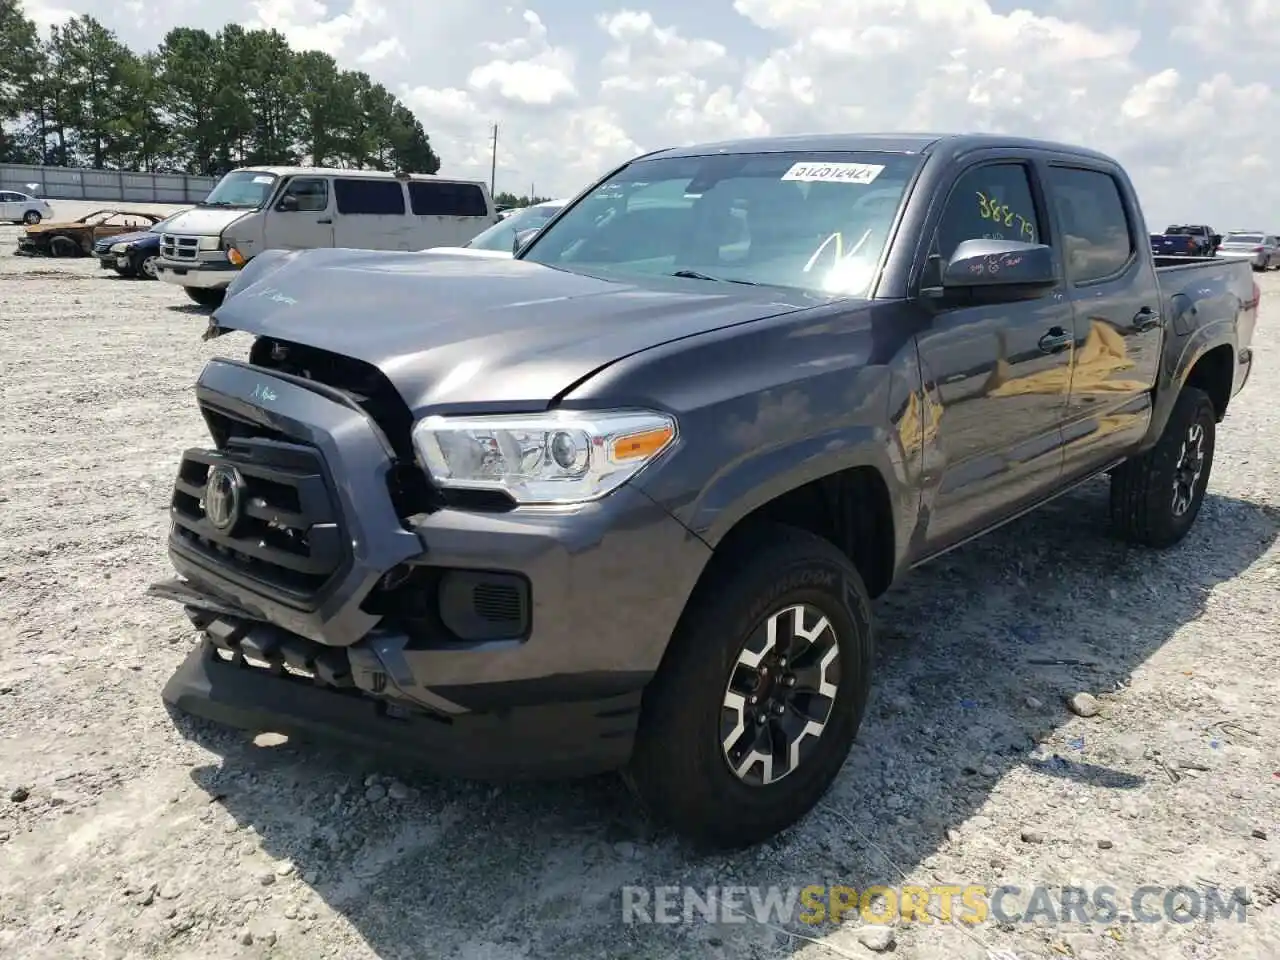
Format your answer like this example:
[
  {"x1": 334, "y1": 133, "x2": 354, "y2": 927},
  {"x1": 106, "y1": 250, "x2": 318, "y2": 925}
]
[{"x1": 620, "y1": 884, "x2": 1251, "y2": 926}]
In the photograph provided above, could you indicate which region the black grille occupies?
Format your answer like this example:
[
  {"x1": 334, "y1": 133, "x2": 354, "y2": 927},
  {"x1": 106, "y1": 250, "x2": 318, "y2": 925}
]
[{"x1": 170, "y1": 407, "x2": 347, "y2": 605}]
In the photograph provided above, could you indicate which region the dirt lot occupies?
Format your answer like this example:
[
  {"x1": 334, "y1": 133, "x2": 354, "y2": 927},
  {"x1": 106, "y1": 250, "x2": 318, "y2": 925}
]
[{"x1": 1, "y1": 229, "x2": 1277, "y2": 960}]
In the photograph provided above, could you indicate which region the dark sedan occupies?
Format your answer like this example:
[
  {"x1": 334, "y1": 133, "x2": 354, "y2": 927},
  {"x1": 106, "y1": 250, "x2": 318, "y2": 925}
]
[{"x1": 92, "y1": 210, "x2": 186, "y2": 279}]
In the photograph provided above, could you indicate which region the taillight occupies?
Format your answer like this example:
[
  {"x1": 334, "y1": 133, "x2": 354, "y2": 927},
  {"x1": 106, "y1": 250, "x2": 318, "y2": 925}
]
[
  {"x1": 1255, "y1": 246, "x2": 1266, "y2": 253},
  {"x1": 1186, "y1": 239, "x2": 1195, "y2": 250}
]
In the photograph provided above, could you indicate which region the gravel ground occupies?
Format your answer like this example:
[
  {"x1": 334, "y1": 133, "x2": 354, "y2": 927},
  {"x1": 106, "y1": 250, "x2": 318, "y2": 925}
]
[{"x1": 1, "y1": 229, "x2": 1278, "y2": 960}]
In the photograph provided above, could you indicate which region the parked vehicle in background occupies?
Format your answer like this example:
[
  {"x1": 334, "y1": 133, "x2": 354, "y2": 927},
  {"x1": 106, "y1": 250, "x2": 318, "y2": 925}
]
[
  {"x1": 1149, "y1": 223, "x2": 1219, "y2": 258},
  {"x1": 425, "y1": 198, "x2": 568, "y2": 257},
  {"x1": 16, "y1": 209, "x2": 164, "y2": 257},
  {"x1": 154, "y1": 167, "x2": 498, "y2": 308},
  {"x1": 0, "y1": 191, "x2": 53, "y2": 224},
  {"x1": 151, "y1": 132, "x2": 1256, "y2": 850},
  {"x1": 1214, "y1": 232, "x2": 1280, "y2": 271},
  {"x1": 92, "y1": 211, "x2": 188, "y2": 279}
]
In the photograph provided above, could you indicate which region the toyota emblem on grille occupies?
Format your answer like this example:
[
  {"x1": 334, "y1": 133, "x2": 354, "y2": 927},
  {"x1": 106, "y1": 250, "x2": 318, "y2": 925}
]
[{"x1": 204, "y1": 464, "x2": 243, "y2": 531}]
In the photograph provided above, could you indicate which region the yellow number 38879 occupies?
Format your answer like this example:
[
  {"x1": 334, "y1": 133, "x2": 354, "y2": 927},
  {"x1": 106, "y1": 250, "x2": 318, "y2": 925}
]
[{"x1": 976, "y1": 191, "x2": 1036, "y2": 243}]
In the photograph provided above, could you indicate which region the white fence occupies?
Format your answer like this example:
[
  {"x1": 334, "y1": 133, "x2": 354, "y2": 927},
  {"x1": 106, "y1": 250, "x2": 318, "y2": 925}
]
[{"x1": 0, "y1": 163, "x2": 218, "y2": 204}]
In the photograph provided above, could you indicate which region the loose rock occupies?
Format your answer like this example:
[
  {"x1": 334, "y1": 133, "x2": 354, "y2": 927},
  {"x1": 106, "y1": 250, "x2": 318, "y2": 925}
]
[
  {"x1": 1067, "y1": 693, "x2": 1100, "y2": 718},
  {"x1": 1025, "y1": 696, "x2": 1044, "y2": 709},
  {"x1": 856, "y1": 925, "x2": 896, "y2": 951},
  {"x1": 274, "y1": 860, "x2": 295, "y2": 877},
  {"x1": 387, "y1": 781, "x2": 411, "y2": 801},
  {"x1": 1097, "y1": 839, "x2": 1114, "y2": 850},
  {"x1": 1252, "y1": 828, "x2": 1267, "y2": 840},
  {"x1": 9, "y1": 786, "x2": 29, "y2": 803},
  {"x1": 1021, "y1": 830, "x2": 1045, "y2": 844},
  {"x1": 364, "y1": 784, "x2": 387, "y2": 803}
]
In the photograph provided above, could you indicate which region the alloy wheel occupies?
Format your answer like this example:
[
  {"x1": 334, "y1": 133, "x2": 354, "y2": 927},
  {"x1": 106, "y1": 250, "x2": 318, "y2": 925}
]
[
  {"x1": 720, "y1": 603, "x2": 841, "y2": 786},
  {"x1": 1172, "y1": 421, "x2": 1205, "y2": 517}
]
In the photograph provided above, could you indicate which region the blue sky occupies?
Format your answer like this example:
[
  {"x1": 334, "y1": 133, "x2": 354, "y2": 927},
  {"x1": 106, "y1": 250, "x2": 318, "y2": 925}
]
[{"x1": 21, "y1": 0, "x2": 1278, "y2": 230}]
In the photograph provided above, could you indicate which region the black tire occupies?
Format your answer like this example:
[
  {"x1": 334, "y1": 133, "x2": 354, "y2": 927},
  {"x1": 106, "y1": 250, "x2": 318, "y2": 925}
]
[
  {"x1": 185, "y1": 287, "x2": 225, "y2": 308},
  {"x1": 1109, "y1": 386, "x2": 1215, "y2": 548},
  {"x1": 133, "y1": 252, "x2": 160, "y2": 280},
  {"x1": 22, "y1": 211, "x2": 41, "y2": 225},
  {"x1": 48, "y1": 235, "x2": 79, "y2": 257},
  {"x1": 624, "y1": 522, "x2": 874, "y2": 850}
]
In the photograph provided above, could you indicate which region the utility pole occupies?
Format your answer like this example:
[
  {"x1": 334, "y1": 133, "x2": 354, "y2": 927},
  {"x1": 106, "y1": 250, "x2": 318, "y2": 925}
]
[{"x1": 489, "y1": 124, "x2": 497, "y2": 197}]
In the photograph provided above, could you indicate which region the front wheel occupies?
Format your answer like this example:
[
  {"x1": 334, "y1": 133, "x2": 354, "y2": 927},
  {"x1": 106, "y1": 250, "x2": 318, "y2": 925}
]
[
  {"x1": 184, "y1": 287, "x2": 224, "y2": 308},
  {"x1": 624, "y1": 523, "x2": 874, "y2": 849},
  {"x1": 22, "y1": 211, "x2": 41, "y2": 225},
  {"x1": 1109, "y1": 386, "x2": 1216, "y2": 548},
  {"x1": 134, "y1": 253, "x2": 159, "y2": 280}
]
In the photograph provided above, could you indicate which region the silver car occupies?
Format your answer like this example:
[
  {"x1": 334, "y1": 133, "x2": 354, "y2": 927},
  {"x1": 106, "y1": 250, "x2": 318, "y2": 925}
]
[{"x1": 1216, "y1": 232, "x2": 1280, "y2": 271}]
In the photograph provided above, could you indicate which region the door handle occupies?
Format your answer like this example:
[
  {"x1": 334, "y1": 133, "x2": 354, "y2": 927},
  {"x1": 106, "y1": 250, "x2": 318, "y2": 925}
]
[
  {"x1": 1038, "y1": 327, "x2": 1073, "y2": 353},
  {"x1": 1133, "y1": 307, "x2": 1161, "y2": 331},
  {"x1": 316, "y1": 217, "x2": 332, "y2": 224}
]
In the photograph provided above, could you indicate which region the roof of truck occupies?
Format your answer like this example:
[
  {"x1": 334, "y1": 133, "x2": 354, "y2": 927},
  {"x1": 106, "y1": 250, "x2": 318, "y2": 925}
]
[
  {"x1": 234, "y1": 166, "x2": 487, "y2": 186},
  {"x1": 643, "y1": 132, "x2": 1118, "y2": 164}
]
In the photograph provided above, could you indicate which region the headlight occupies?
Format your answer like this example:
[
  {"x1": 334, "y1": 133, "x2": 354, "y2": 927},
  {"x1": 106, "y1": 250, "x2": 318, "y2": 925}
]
[
  {"x1": 109, "y1": 242, "x2": 128, "y2": 253},
  {"x1": 412, "y1": 409, "x2": 677, "y2": 505},
  {"x1": 198, "y1": 235, "x2": 220, "y2": 250}
]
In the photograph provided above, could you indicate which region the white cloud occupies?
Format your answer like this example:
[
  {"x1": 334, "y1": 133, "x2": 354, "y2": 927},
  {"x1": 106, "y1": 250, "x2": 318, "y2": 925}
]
[{"x1": 14, "y1": 0, "x2": 1280, "y2": 225}]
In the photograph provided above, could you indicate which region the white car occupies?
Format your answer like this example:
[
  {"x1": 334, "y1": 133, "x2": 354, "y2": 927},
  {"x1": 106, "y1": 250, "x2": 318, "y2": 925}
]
[
  {"x1": 425, "y1": 198, "x2": 567, "y2": 257},
  {"x1": 0, "y1": 191, "x2": 53, "y2": 225}
]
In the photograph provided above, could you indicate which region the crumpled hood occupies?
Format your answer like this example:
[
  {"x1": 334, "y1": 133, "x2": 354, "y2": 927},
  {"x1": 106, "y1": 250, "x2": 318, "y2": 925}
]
[
  {"x1": 210, "y1": 247, "x2": 818, "y2": 414},
  {"x1": 160, "y1": 207, "x2": 251, "y2": 237}
]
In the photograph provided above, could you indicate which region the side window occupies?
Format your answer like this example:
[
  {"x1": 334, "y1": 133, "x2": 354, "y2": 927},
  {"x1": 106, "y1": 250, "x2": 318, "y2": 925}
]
[
  {"x1": 278, "y1": 177, "x2": 328, "y2": 213},
  {"x1": 935, "y1": 163, "x2": 1041, "y2": 260},
  {"x1": 1044, "y1": 166, "x2": 1134, "y2": 283},
  {"x1": 334, "y1": 178, "x2": 406, "y2": 215},
  {"x1": 0, "y1": 192, "x2": 17, "y2": 202},
  {"x1": 408, "y1": 181, "x2": 489, "y2": 217}
]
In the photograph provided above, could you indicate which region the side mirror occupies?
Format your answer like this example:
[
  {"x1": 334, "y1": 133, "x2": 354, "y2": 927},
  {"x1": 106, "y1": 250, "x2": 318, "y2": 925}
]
[
  {"x1": 512, "y1": 227, "x2": 540, "y2": 254},
  {"x1": 276, "y1": 194, "x2": 299, "y2": 212},
  {"x1": 942, "y1": 239, "x2": 1056, "y2": 291}
]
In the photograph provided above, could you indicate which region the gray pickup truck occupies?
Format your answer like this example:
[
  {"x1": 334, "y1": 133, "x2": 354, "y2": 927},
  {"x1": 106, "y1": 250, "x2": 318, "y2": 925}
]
[{"x1": 150, "y1": 133, "x2": 1258, "y2": 850}]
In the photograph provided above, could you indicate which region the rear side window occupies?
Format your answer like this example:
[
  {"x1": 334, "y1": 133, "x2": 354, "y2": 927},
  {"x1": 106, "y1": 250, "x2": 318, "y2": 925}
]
[
  {"x1": 0, "y1": 192, "x2": 17, "y2": 202},
  {"x1": 334, "y1": 178, "x2": 406, "y2": 215},
  {"x1": 408, "y1": 181, "x2": 489, "y2": 217},
  {"x1": 1045, "y1": 166, "x2": 1134, "y2": 283},
  {"x1": 935, "y1": 162, "x2": 1042, "y2": 260}
]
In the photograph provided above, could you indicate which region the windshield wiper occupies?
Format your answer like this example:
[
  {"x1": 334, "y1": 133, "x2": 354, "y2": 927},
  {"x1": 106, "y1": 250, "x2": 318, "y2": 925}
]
[{"x1": 670, "y1": 269, "x2": 759, "y2": 286}]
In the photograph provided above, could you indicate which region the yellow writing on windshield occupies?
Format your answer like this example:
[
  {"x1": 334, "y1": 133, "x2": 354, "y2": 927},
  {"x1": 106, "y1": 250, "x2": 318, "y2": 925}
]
[{"x1": 976, "y1": 191, "x2": 1036, "y2": 243}]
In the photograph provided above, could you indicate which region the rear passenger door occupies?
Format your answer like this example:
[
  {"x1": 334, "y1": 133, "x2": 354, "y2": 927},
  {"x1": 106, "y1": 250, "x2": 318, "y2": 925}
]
[
  {"x1": 914, "y1": 157, "x2": 1076, "y2": 552},
  {"x1": 1043, "y1": 163, "x2": 1163, "y2": 480},
  {"x1": 0, "y1": 192, "x2": 18, "y2": 220},
  {"x1": 332, "y1": 178, "x2": 411, "y2": 250}
]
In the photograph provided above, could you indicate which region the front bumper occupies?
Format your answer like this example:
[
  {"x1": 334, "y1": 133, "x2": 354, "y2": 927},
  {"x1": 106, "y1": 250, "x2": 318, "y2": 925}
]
[
  {"x1": 155, "y1": 357, "x2": 712, "y2": 777},
  {"x1": 156, "y1": 258, "x2": 238, "y2": 290}
]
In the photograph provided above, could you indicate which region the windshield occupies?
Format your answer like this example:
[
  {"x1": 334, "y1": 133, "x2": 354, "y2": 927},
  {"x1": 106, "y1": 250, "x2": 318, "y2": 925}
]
[
  {"x1": 519, "y1": 151, "x2": 922, "y2": 297},
  {"x1": 1224, "y1": 234, "x2": 1264, "y2": 244},
  {"x1": 202, "y1": 170, "x2": 278, "y2": 209},
  {"x1": 466, "y1": 203, "x2": 564, "y2": 251}
]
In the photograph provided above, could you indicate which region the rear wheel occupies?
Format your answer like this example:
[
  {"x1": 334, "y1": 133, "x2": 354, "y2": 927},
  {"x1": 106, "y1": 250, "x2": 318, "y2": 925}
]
[
  {"x1": 1109, "y1": 386, "x2": 1216, "y2": 548},
  {"x1": 184, "y1": 287, "x2": 224, "y2": 308},
  {"x1": 22, "y1": 211, "x2": 41, "y2": 225},
  {"x1": 624, "y1": 523, "x2": 874, "y2": 849}
]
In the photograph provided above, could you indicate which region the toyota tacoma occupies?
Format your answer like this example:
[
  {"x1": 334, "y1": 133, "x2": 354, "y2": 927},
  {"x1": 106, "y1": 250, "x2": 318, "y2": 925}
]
[{"x1": 149, "y1": 133, "x2": 1258, "y2": 849}]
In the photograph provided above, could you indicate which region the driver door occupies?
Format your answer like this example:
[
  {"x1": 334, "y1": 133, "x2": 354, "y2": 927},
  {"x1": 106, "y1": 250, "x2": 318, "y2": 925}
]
[
  {"x1": 263, "y1": 176, "x2": 335, "y2": 251},
  {"x1": 914, "y1": 157, "x2": 1076, "y2": 552}
]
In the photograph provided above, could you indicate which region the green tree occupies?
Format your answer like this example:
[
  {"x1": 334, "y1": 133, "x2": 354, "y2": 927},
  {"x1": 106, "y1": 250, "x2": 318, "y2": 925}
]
[
  {"x1": 0, "y1": 0, "x2": 448, "y2": 176},
  {"x1": 0, "y1": 0, "x2": 41, "y2": 160},
  {"x1": 46, "y1": 15, "x2": 140, "y2": 167}
]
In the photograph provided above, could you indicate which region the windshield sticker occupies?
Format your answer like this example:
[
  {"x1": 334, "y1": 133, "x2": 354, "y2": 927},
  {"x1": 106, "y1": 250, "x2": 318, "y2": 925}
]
[
  {"x1": 252, "y1": 175, "x2": 273, "y2": 183},
  {"x1": 782, "y1": 162, "x2": 884, "y2": 184}
]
